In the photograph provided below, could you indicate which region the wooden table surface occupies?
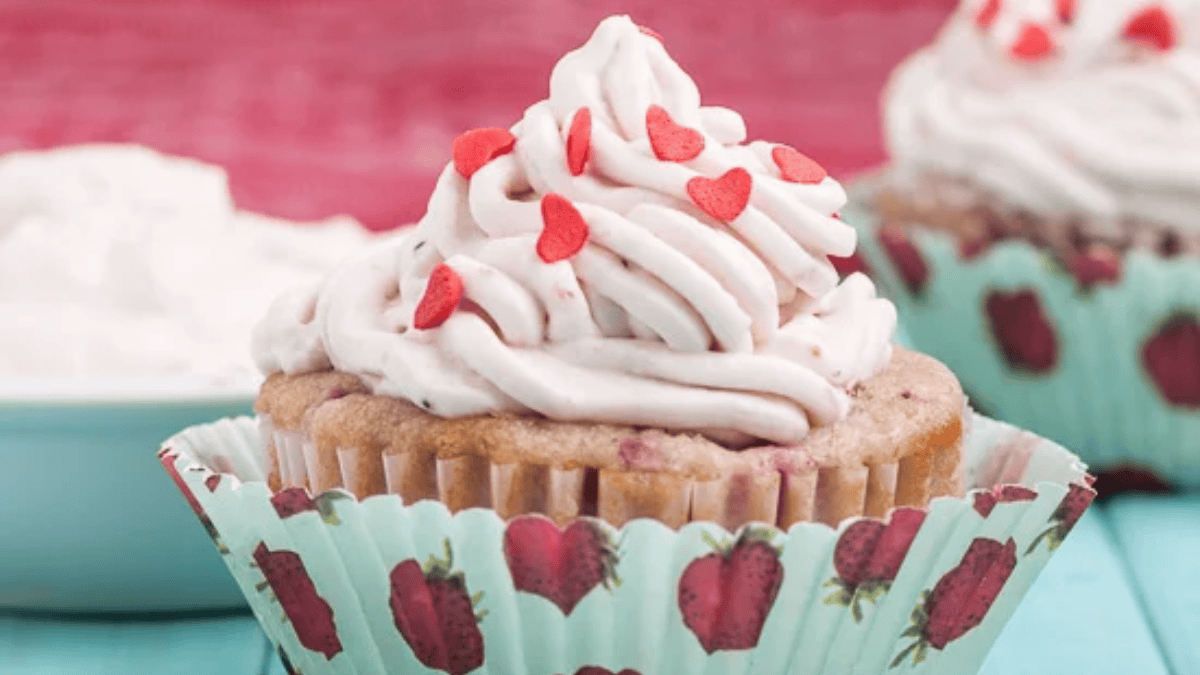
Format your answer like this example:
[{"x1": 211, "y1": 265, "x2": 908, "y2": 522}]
[{"x1": 3, "y1": 495, "x2": 1197, "y2": 675}]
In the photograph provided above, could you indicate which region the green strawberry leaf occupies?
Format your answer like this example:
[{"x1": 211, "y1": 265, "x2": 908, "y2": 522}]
[
  {"x1": 314, "y1": 493, "x2": 349, "y2": 526},
  {"x1": 1026, "y1": 527, "x2": 1053, "y2": 555},
  {"x1": 890, "y1": 641, "x2": 919, "y2": 669},
  {"x1": 914, "y1": 641, "x2": 928, "y2": 665},
  {"x1": 701, "y1": 530, "x2": 726, "y2": 553}
]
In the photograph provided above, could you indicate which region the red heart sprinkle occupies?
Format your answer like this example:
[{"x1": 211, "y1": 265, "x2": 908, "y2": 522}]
[
  {"x1": 1010, "y1": 23, "x2": 1055, "y2": 61},
  {"x1": 646, "y1": 105, "x2": 705, "y2": 162},
  {"x1": 1124, "y1": 6, "x2": 1176, "y2": 51},
  {"x1": 566, "y1": 107, "x2": 591, "y2": 177},
  {"x1": 687, "y1": 168, "x2": 752, "y2": 223},
  {"x1": 638, "y1": 25, "x2": 664, "y2": 43},
  {"x1": 771, "y1": 145, "x2": 827, "y2": 184},
  {"x1": 413, "y1": 263, "x2": 463, "y2": 330},
  {"x1": 538, "y1": 193, "x2": 590, "y2": 263},
  {"x1": 1057, "y1": 0, "x2": 1075, "y2": 24},
  {"x1": 976, "y1": 0, "x2": 1001, "y2": 29},
  {"x1": 452, "y1": 127, "x2": 516, "y2": 179}
]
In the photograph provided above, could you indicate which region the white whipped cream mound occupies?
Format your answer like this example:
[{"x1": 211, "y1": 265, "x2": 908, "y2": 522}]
[
  {"x1": 886, "y1": 0, "x2": 1200, "y2": 234},
  {"x1": 0, "y1": 144, "x2": 373, "y2": 384},
  {"x1": 254, "y1": 16, "x2": 897, "y2": 446}
]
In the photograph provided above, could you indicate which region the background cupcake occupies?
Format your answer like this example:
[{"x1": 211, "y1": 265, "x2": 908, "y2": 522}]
[{"x1": 844, "y1": 0, "x2": 1200, "y2": 488}]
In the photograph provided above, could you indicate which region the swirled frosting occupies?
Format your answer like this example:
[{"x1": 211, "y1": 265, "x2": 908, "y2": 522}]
[
  {"x1": 885, "y1": 0, "x2": 1200, "y2": 234},
  {"x1": 253, "y1": 16, "x2": 896, "y2": 446}
]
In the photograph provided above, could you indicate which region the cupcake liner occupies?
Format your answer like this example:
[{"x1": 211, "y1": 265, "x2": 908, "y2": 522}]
[
  {"x1": 159, "y1": 412, "x2": 1092, "y2": 675},
  {"x1": 845, "y1": 176, "x2": 1200, "y2": 488}
]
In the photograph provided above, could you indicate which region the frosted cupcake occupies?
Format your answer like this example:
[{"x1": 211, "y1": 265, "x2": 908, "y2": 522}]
[
  {"x1": 161, "y1": 16, "x2": 1095, "y2": 675},
  {"x1": 845, "y1": 0, "x2": 1200, "y2": 488},
  {"x1": 248, "y1": 15, "x2": 970, "y2": 531}
]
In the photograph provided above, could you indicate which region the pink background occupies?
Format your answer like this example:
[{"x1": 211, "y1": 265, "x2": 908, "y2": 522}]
[{"x1": 0, "y1": 0, "x2": 955, "y2": 230}]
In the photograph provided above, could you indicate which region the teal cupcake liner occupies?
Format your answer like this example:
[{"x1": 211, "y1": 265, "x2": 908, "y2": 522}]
[
  {"x1": 845, "y1": 177, "x2": 1200, "y2": 488},
  {"x1": 159, "y1": 413, "x2": 1091, "y2": 675}
]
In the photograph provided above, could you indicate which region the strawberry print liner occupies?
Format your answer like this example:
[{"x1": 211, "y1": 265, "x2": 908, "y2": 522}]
[
  {"x1": 847, "y1": 175, "x2": 1200, "y2": 488},
  {"x1": 160, "y1": 411, "x2": 1091, "y2": 675}
]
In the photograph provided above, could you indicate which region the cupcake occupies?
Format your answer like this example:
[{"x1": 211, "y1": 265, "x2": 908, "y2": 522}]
[
  {"x1": 162, "y1": 16, "x2": 1094, "y2": 675},
  {"x1": 247, "y1": 15, "x2": 968, "y2": 530},
  {"x1": 845, "y1": 0, "x2": 1200, "y2": 488}
]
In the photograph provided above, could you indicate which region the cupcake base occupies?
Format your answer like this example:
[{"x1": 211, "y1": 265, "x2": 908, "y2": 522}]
[{"x1": 255, "y1": 348, "x2": 966, "y2": 531}]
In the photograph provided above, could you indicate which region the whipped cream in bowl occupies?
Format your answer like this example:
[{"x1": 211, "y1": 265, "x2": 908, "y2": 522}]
[
  {"x1": 254, "y1": 16, "x2": 897, "y2": 449},
  {"x1": 0, "y1": 144, "x2": 374, "y2": 611},
  {"x1": 0, "y1": 144, "x2": 374, "y2": 402}
]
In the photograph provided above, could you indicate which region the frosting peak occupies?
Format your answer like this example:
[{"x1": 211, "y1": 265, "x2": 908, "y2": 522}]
[{"x1": 253, "y1": 16, "x2": 896, "y2": 446}]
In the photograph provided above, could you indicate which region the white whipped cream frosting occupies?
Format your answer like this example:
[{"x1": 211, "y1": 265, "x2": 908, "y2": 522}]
[
  {"x1": 0, "y1": 145, "x2": 371, "y2": 383},
  {"x1": 886, "y1": 0, "x2": 1200, "y2": 234},
  {"x1": 253, "y1": 16, "x2": 896, "y2": 446}
]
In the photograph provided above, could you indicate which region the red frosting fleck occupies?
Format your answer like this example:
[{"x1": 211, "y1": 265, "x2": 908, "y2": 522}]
[
  {"x1": 646, "y1": 104, "x2": 705, "y2": 162},
  {"x1": 451, "y1": 127, "x2": 516, "y2": 179},
  {"x1": 413, "y1": 263, "x2": 463, "y2": 330},
  {"x1": 1124, "y1": 5, "x2": 1176, "y2": 52},
  {"x1": 1057, "y1": 0, "x2": 1075, "y2": 24},
  {"x1": 1010, "y1": 23, "x2": 1055, "y2": 61},
  {"x1": 771, "y1": 144, "x2": 827, "y2": 185},
  {"x1": 976, "y1": 0, "x2": 1001, "y2": 29},
  {"x1": 637, "y1": 25, "x2": 664, "y2": 43},
  {"x1": 566, "y1": 107, "x2": 592, "y2": 177},
  {"x1": 537, "y1": 193, "x2": 590, "y2": 263},
  {"x1": 687, "y1": 168, "x2": 752, "y2": 222}
]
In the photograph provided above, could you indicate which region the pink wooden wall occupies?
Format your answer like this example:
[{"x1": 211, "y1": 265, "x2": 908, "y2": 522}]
[{"x1": 0, "y1": 0, "x2": 955, "y2": 229}]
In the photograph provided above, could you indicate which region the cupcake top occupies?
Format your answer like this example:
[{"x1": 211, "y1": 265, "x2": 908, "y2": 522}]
[
  {"x1": 0, "y1": 144, "x2": 370, "y2": 383},
  {"x1": 885, "y1": 0, "x2": 1200, "y2": 235},
  {"x1": 253, "y1": 16, "x2": 896, "y2": 447}
]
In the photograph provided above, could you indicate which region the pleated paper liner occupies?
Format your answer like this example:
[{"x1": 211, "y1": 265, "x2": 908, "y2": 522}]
[
  {"x1": 844, "y1": 175, "x2": 1200, "y2": 489},
  {"x1": 160, "y1": 412, "x2": 1091, "y2": 675},
  {"x1": 260, "y1": 415, "x2": 963, "y2": 531}
]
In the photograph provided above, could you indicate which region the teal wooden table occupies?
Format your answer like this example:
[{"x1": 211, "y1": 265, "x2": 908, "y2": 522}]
[{"x1": 3, "y1": 495, "x2": 1197, "y2": 675}]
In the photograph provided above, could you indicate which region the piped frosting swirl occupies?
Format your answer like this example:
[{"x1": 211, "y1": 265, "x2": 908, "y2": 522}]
[{"x1": 253, "y1": 16, "x2": 896, "y2": 446}]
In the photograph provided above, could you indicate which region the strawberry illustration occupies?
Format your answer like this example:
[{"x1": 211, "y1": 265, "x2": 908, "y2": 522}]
[
  {"x1": 1092, "y1": 466, "x2": 1172, "y2": 499},
  {"x1": 877, "y1": 225, "x2": 929, "y2": 296},
  {"x1": 985, "y1": 289, "x2": 1058, "y2": 373},
  {"x1": 158, "y1": 451, "x2": 227, "y2": 554},
  {"x1": 1141, "y1": 313, "x2": 1200, "y2": 408},
  {"x1": 567, "y1": 668, "x2": 641, "y2": 675},
  {"x1": 677, "y1": 527, "x2": 784, "y2": 653},
  {"x1": 503, "y1": 515, "x2": 620, "y2": 615},
  {"x1": 972, "y1": 485, "x2": 1038, "y2": 518},
  {"x1": 390, "y1": 540, "x2": 486, "y2": 675},
  {"x1": 891, "y1": 537, "x2": 1018, "y2": 668},
  {"x1": 252, "y1": 543, "x2": 343, "y2": 660},
  {"x1": 1027, "y1": 482, "x2": 1095, "y2": 554},
  {"x1": 830, "y1": 251, "x2": 871, "y2": 279},
  {"x1": 823, "y1": 508, "x2": 926, "y2": 622},
  {"x1": 1066, "y1": 244, "x2": 1121, "y2": 290},
  {"x1": 270, "y1": 488, "x2": 354, "y2": 526}
]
